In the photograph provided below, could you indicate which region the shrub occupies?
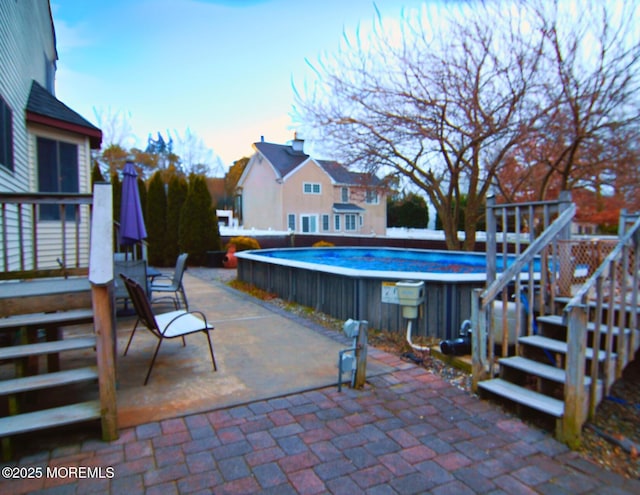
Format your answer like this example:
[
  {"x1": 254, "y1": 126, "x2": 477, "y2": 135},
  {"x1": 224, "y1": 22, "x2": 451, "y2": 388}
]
[
  {"x1": 180, "y1": 174, "x2": 221, "y2": 265},
  {"x1": 226, "y1": 236, "x2": 260, "y2": 251},
  {"x1": 312, "y1": 240, "x2": 335, "y2": 247},
  {"x1": 166, "y1": 174, "x2": 188, "y2": 264},
  {"x1": 146, "y1": 171, "x2": 167, "y2": 266}
]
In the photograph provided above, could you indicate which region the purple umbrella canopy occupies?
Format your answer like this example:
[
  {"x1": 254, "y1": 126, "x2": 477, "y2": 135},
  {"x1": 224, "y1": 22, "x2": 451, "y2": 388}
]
[{"x1": 119, "y1": 161, "x2": 147, "y2": 246}]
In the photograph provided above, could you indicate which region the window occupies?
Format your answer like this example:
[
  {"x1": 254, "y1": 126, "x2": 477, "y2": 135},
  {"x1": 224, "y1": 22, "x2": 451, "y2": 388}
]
[
  {"x1": 345, "y1": 214, "x2": 357, "y2": 231},
  {"x1": 301, "y1": 215, "x2": 317, "y2": 233},
  {"x1": 303, "y1": 182, "x2": 321, "y2": 194},
  {"x1": 321, "y1": 214, "x2": 329, "y2": 231},
  {"x1": 365, "y1": 189, "x2": 379, "y2": 204},
  {"x1": 0, "y1": 96, "x2": 13, "y2": 172},
  {"x1": 334, "y1": 215, "x2": 340, "y2": 231},
  {"x1": 288, "y1": 214, "x2": 296, "y2": 231},
  {"x1": 341, "y1": 187, "x2": 349, "y2": 202},
  {"x1": 37, "y1": 137, "x2": 79, "y2": 220}
]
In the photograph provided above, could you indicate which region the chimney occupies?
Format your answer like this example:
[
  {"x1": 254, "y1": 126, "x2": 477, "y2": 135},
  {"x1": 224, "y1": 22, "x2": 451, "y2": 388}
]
[
  {"x1": 291, "y1": 132, "x2": 304, "y2": 153},
  {"x1": 260, "y1": 135, "x2": 264, "y2": 142}
]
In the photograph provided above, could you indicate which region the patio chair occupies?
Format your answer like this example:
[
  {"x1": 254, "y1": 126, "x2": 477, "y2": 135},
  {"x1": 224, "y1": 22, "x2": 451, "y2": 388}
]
[
  {"x1": 149, "y1": 253, "x2": 189, "y2": 310},
  {"x1": 114, "y1": 257, "x2": 148, "y2": 310},
  {"x1": 120, "y1": 274, "x2": 217, "y2": 385}
]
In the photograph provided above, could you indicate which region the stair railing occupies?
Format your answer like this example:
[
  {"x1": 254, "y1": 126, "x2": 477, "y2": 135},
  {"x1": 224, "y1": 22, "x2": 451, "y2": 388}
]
[
  {"x1": 562, "y1": 210, "x2": 640, "y2": 441},
  {"x1": 472, "y1": 192, "x2": 575, "y2": 389}
]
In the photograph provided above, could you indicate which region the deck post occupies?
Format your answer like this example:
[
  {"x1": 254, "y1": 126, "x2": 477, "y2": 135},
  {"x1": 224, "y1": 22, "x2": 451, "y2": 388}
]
[
  {"x1": 89, "y1": 183, "x2": 118, "y2": 441},
  {"x1": 471, "y1": 288, "x2": 488, "y2": 391},
  {"x1": 562, "y1": 304, "x2": 587, "y2": 448},
  {"x1": 354, "y1": 320, "x2": 368, "y2": 389}
]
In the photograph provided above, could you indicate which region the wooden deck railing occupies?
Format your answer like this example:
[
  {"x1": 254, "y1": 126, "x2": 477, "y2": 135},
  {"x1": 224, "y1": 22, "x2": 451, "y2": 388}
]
[
  {"x1": 472, "y1": 192, "x2": 575, "y2": 386},
  {"x1": 0, "y1": 192, "x2": 93, "y2": 280},
  {"x1": 0, "y1": 185, "x2": 117, "y2": 441},
  {"x1": 562, "y1": 210, "x2": 639, "y2": 442},
  {"x1": 473, "y1": 191, "x2": 640, "y2": 446}
]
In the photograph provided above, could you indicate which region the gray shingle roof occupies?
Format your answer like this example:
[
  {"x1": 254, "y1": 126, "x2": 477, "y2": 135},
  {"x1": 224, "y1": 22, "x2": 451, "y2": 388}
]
[
  {"x1": 318, "y1": 160, "x2": 382, "y2": 187},
  {"x1": 26, "y1": 81, "x2": 102, "y2": 147},
  {"x1": 332, "y1": 203, "x2": 365, "y2": 212},
  {"x1": 254, "y1": 141, "x2": 308, "y2": 178},
  {"x1": 254, "y1": 141, "x2": 382, "y2": 187}
]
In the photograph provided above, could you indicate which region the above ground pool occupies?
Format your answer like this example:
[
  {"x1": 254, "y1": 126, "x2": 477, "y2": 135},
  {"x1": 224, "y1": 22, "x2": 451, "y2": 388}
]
[
  {"x1": 236, "y1": 247, "x2": 536, "y2": 340},
  {"x1": 251, "y1": 247, "x2": 530, "y2": 280}
]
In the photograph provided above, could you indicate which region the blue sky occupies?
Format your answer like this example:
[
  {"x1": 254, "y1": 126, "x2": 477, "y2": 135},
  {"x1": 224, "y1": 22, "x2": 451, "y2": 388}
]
[{"x1": 51, "y1": 0, "x2": 434, "y2": 171}]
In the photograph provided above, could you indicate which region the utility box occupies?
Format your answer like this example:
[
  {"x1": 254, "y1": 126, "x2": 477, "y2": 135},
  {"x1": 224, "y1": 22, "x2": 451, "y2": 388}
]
[
  {"x1": 343, "y1": 319, "x2": 360, "y2": 339},
  {"x1": 396, "y1": 280, "x2": 425, "y2": 319}
]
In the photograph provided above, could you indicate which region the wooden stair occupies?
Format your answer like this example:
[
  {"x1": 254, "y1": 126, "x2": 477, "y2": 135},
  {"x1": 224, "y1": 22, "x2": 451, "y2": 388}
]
[
  {"x1": 477, "y1": 304, "x2": 637, "y2": 432},
  {"x1": 0, "y1": 308, "x2": 101, "y2": 449}
]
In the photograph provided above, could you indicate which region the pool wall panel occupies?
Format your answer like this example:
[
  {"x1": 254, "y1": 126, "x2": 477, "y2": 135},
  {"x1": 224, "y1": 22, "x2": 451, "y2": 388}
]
[{"x1": 237, "y1": 257, "x2": 484, "y2": 340}]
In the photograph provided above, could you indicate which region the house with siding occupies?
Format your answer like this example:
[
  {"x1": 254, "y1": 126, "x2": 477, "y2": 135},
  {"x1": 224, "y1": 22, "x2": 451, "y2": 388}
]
[
  {"x1": 0, "y1": 0, "x2": 102, "y2": 270},
  {"x1": 237, "y1": 136, "x2": 387, "y2": 235}
]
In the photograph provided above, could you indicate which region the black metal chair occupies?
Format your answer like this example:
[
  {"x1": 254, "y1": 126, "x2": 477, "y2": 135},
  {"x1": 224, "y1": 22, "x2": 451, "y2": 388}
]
[{"x1": 120, "y1": 274, "x2": 217, "y2": 385}]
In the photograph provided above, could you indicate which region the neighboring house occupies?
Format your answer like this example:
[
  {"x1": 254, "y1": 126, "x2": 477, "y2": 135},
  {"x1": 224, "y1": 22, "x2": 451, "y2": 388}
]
[
  {"x1": 237, "y1": 136, "x2": 386, "y2": 235},
  {"x1": 0, "y1": 0, "x2": 102, "y2": 270}
]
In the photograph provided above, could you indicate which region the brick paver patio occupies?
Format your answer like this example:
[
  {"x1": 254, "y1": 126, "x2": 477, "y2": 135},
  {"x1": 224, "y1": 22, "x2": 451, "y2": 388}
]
[{"x1": 2, "y1": 350, "x2": 638, "y2": 494}]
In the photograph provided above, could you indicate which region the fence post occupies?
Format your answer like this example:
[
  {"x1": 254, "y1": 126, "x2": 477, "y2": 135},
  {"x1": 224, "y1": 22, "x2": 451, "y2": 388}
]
[
  {"x1": 562, "y1": 304, "x2": 587, "y2": 448},
  {"x1": 88, "y1": 183, "x2": 118, "y2": 441}
]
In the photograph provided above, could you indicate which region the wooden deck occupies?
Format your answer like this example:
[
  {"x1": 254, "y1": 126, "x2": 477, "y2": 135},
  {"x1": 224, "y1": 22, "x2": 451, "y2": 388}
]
[{"x1": 0, "y1": 278, "x2": 91, "y2": 317}]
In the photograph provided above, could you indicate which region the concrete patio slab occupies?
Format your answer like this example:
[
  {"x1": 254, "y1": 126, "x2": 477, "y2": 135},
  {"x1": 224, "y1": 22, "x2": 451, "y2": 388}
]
[{"x1": 63, "y1": 270, "x2": 393, "y2": 428}]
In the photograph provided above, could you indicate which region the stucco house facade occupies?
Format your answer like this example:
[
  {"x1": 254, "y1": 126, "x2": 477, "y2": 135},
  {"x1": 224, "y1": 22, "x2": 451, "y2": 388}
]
[
  {"x1": 237, "y1": 137, "x2": 387, "y2": 236},
  {"x1": 0, "y1": 0, "x2": 102, "y2": 271}
]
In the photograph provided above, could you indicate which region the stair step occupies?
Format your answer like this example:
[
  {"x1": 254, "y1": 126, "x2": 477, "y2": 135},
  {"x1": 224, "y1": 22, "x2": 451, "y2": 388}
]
[
  {"x1": 478, "y1": 378, "x2": 564, "y2": 417},
  {"x1": 0, "y1": 337, "x2": 96, "y2": 361},
  {"x1": 518, "y1": 335, "x2": 611, "y2": 362},
  {"x1": 498, "y1": 356, "x2": 593, "y2": 386},
  {"x1": 0, "y1": 309, "x2": 93, "y2": 331},
  {"x1": 555, "y1": 297, "x2": 640, "y2": 314},
  {"x1": 537, "y1": 314, "x2": 629, "y2": 337},
  {"x1": 0, "y1": 400, "x2": 101, "y2": 437},
  {"x1": 0, "y1": 367, "x2": 98, "y2": 396}
]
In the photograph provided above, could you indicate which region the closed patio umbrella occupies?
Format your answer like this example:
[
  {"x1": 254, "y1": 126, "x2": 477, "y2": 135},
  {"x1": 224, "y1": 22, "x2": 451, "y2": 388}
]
[{"x1": 119, "y1": 161, "x2": 147, "y2": 250}]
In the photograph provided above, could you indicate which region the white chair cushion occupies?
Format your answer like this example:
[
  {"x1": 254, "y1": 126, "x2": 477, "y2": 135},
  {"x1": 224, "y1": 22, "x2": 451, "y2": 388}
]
[{"x1": 155, "y1": 310, "x2": 213, "y2": 338}]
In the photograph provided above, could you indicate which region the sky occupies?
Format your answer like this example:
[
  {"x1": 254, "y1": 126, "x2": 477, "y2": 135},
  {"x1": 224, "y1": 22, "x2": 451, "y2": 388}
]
[{"x1": 50, "y1": 0, "x2": 436, "y2": 173}]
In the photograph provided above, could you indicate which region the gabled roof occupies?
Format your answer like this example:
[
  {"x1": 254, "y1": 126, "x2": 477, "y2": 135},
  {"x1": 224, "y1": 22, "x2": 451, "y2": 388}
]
[
  {"x1": 26, "y1": 81, "x2": 102, "y2": 148},
  {"x1": 253, "y1": 141, "x2": 383, "y2": 187},
  {"x1": 318, "y1": 160, "x2": 383, "y2": 188},
  {"x1": 254, "y1": 141, "x2": 308, "y2": 178}
]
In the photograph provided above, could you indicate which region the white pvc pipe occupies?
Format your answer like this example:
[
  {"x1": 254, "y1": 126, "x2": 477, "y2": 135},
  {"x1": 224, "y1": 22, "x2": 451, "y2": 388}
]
[{"x1": 405, "y1": 320, "x2": 430, "y2": 352}]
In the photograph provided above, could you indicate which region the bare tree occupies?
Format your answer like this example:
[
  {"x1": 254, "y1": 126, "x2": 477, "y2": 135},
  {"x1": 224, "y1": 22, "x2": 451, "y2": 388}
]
[
  {"x1": 295, "y1": 3, "x2": 545, "y2": 250},
  {"x1": 294, "y1": 0, "x2": 640, "y2": 249},
  {"x1": 516, "y1": 0, "x2": 640, "y2": 201}
]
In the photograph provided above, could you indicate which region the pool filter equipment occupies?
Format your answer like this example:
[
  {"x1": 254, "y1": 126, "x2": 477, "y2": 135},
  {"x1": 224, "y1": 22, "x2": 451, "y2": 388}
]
[
  {"x1": 440, "y1": 320, "x2": 472, "y2": 356},
  {"x1": 396, "y1": 280, "x2": 429, "y2": 352}
]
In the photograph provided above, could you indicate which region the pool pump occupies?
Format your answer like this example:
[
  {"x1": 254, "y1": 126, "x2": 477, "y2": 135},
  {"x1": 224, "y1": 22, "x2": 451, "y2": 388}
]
[{"x1": 440, "y1": 320, "x2": 472, "y2": 356}]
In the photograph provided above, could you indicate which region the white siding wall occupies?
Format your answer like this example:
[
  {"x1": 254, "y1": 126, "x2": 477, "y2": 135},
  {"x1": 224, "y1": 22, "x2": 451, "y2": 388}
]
[
  {"x1": 27, "y1": 125, "x2": 92, "y2": 269},
  {"x1": 0, "y1": 0, "x2": 56, "y2": 192},
  {"x1": 0, "y1": 1, "x2": 93, "y2": 272}
]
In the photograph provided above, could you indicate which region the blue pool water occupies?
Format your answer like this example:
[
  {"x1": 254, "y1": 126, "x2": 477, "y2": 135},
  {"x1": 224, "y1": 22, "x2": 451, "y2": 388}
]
[{"x1": 255, "y1": 247, "x2": 534, "y2": 275}]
